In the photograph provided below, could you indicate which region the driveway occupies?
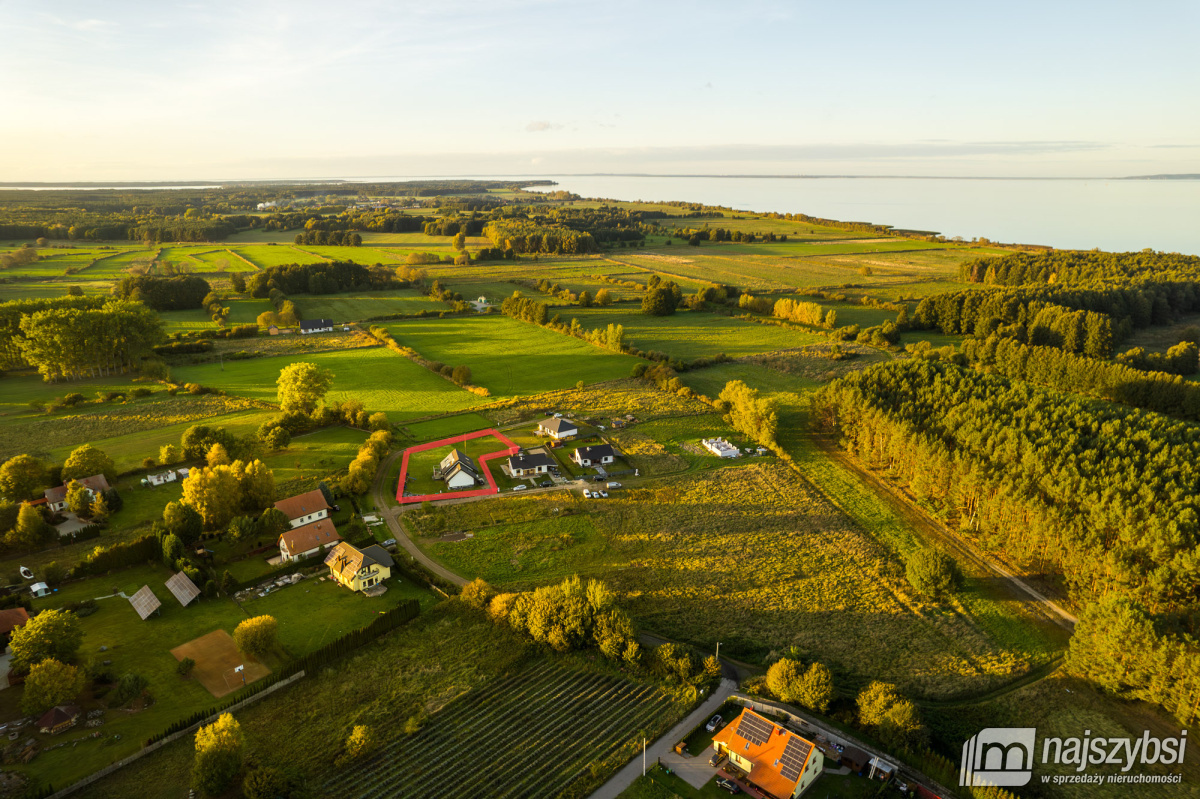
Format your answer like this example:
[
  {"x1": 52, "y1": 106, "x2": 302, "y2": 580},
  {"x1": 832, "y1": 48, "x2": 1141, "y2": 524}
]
[
  {"x1": 589, "y1": 678, "x2": 737, "y2": 799},
  {"x1": 55, "y1": 512, "x2": 90, "y2": 537}
]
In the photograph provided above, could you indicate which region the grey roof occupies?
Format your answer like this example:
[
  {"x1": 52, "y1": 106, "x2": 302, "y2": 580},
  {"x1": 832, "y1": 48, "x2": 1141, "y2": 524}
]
[
  {"x1": 575, "y1": 444, "x2": 615, "y2": 460},
  {"x1": 508, "y1": 449, "x2": 555, "y2": 470},
  {"x1": 539, "y1": 417, "x2": 578, "y2": 434},
  {"x1": 361, "y1": 545, "x2": 395, "y2": 569},
  {"x1": 300, "y1": 318, "x2": 334, "y2": 329}
]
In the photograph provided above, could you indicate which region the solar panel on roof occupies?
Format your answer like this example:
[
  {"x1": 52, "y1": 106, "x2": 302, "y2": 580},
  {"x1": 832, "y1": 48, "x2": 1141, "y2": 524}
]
[
  {"x1": 128, "y1": 585, "x2": 161, "y2": 620},
  {"x1": 165, "y1": 572, "x2": 201, "y2": 607},
  {"x1": 778, "y1": 734, "x2": 814, "y2": 782},
  {"x1": 736, "y1": 712, "x2": 773, "y2": 746}
]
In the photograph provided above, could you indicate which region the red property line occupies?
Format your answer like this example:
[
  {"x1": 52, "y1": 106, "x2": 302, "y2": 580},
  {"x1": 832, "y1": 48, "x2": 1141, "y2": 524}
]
[{"x1": 395, "y1": 428, "x2": 519, "y2": 504}]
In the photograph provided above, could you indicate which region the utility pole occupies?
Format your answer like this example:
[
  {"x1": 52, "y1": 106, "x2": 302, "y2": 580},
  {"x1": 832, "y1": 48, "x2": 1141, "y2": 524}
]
[
  {"x1": 643, "y1": 736, "x2": 647, "y2": 776},
  {"x1": 716, "y1": 641, "x2": 721, "y2": 661}
]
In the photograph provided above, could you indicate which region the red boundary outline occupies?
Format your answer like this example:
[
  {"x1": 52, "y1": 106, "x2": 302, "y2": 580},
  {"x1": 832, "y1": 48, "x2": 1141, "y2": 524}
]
[{"x1": 395, "y1": 428, "x2": 519, "y2": 504}]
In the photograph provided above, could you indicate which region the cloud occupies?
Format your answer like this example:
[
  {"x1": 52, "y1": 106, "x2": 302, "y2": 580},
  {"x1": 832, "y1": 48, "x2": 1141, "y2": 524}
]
[{"x1": 525, "y1": 120, "x2": 562, "y2": 133}]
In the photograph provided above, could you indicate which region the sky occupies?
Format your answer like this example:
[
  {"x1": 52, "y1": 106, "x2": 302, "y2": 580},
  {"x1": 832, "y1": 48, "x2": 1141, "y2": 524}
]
[{"x1": 1, "y1": 0, "x2": 1198, "y2": 181}]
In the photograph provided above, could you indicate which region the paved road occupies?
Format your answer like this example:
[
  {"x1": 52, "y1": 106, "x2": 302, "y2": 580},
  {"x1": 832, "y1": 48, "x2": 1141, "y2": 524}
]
[
  {"x1": 370, "y1": 450, "x2": 468, "y2": 588},
  {"x1": 589, "y1": 678, "x2": 737, "y2": 799}
]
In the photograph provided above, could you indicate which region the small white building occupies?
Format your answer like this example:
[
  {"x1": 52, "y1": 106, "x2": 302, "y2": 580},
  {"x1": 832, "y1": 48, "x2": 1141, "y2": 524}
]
[
  {"x1": 572, "y1": 444, "x2": 616, "y2": 467},
  {"x1": 702, "y1": 438, "x2": 741, "y2": 458},
  {"x1": 29, "y1": 582, "x2": 51, "y2": 599},
  {"x1": 274, "y1": 489, "x2": 332, "y2": 528},
  {"x1": 299, "y1": 318, "x2": 335, "y2": 335},
  {"x1": 538, "y1": 417, "x2": 578, "y2": 440},
  {"x1": 145, "y1": 470, "x2": 178, "y2": 487}
]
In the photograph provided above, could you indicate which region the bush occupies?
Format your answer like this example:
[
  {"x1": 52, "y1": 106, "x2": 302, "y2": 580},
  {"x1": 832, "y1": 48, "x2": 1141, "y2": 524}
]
[
  {"x1": 905, "y1": 549, "x2": 961, "y2": 599},
  {"x1": 111, "y1": 671, "x2": 150, "y2": 706},
  {"x1": 234, "y1": 615, "x2": 278, "y2": 659},
  {"x1": 177, "y1": 657, "x2": 196, "y2": 677}
]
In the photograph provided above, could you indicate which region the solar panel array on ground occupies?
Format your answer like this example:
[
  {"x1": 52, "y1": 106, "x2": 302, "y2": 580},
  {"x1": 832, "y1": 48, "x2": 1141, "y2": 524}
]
[
  {"x1": 165, "y1": 571, "x2": 201, "y2": 607},
  {"x1": 128, "y1": 585, "x2": 161, "y2": 620}
]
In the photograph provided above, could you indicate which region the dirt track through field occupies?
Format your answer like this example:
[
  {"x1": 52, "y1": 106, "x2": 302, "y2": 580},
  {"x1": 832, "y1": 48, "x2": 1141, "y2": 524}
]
[{"x1": 812, "y1": 435, "x2": 1077, "y2": 631}]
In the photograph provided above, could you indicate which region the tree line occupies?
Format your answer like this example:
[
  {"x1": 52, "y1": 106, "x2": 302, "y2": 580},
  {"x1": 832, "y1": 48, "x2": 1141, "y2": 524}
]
[
  {"x1": 19, "y1": 300, "x2": 162, "y2": 381},
  {"x1": 960, "y1": 250, "x2": 1200, "y2": 286},
  {"x1": 247, "y1": 261, "x2": 390, "y2": 297},
  {"x1": 115, "y1": 274, "x2": 212, "y2": 311}
]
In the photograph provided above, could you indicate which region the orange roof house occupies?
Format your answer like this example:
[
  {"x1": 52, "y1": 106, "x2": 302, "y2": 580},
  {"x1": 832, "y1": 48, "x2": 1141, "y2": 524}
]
[
  {"x1": 274, "y1": 489, "x2": 331, "y2": 528},
  {"x1": 278, "y1": 518, "x2": 342, "y2": 562},
  {"x1": 0, "y1": 607, "x2": 29, "y2": 642},
  {"x1": 711, "y1": 709, "x2": 824, "y2": 798}
]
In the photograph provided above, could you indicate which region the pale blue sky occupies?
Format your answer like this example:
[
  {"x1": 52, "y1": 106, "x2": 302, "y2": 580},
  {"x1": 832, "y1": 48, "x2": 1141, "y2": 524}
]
[{"x1": 1, "y1": 0, "x2": 1197, "y2": 180}]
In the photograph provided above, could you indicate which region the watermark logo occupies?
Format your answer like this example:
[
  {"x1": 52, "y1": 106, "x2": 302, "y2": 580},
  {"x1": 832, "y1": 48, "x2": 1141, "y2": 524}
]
[{"x1": 960, "y1": 727, "x2": 1037, "y2": 787}]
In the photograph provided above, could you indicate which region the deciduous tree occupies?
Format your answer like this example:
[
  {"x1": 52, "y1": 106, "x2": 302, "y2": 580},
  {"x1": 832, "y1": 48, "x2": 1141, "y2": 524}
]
[
  {"x1": 276, "y1": 362, "x2": 333, "y2": 415},
  {"x1": 0, "y1": 455, "x2": 46, "y2": 502},
  {"x1": 192, "y1": 713, "x2": 244, "y2": 797},
  {"x1": 234, "y1": 615, "x2": 277, "y2": 659},
  {"x1": 21, "y1": 658, "x2": 85, "y2": 715},
  {"x1": 10, "y1": 609, "x2": 83, "y2": 671},
  {"x1": 62, "y1": 444, "x2": 115, "y2": 483}
]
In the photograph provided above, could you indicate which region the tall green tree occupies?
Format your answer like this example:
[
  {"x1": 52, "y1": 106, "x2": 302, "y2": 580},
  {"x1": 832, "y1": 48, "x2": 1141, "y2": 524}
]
[
  {"x1": 62, "y1": 444, "x2": 115, "y2": 483},
  {"x1": 0, "y1": 455, "x2": 46, "y2": 502},
  {"x1": 276, "y1": 362, "x2": 333, "y2": 415}
]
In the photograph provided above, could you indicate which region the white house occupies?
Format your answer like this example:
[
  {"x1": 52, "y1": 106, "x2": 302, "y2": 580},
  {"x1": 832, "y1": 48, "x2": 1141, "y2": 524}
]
[
  {"x1": 299, "y1": 318, "x2": 334, "y2": 335},
  {"x1": 274, "y1": 489, "x2": 332, "y2": 528},
  {"x1": 507, "y1": 449, "x2": 554, "y2": 477},
  {"x1": 439, "y1": 449, "x2": 480, "y2": 490},
  {"x1": 44, "y1": 474, "x2": 111, "y2": 512},
  {"x1": 538, "y1": 417, "x2": 578, "y2": 440},
  {"x1": 278, "y1": 518, "x2": 342, "y2": 562},
  {"x1": 702, "y1": 438, "x2": 741, "y2": 458},
  {"x1": 572, "y1": 444, "x2": 616, "y2": 467}
]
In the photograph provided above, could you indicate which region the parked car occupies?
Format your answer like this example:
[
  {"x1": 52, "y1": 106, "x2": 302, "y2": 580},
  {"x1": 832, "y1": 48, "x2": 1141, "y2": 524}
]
[
  {"x1": 715, "y1": 778, "x2": 741, "y2": 794},
  {"x1": 512, "y1": 485, "x2": 527, "y2": 491},
  {"x1": 607, "y1": 482, "x2": 622, "y2": 489},
  {"x1": 583, "y1": 489, "x2": 591, "y2": 498},
  {"x1": 599, "y1": 490, "x2": 609, "y2": 498},
  {"x1": 706, "y1": 714, "x2": 723, "y2": 732},
  {"x1": 592, "y1": 475, "x2": 604, "y2": 482},
  {"x1": 709, "y1": 751, "x2": 727, "y2": 768},
  {"x1": 539, "y1": 481, "x2": 553, "y2": 488}
]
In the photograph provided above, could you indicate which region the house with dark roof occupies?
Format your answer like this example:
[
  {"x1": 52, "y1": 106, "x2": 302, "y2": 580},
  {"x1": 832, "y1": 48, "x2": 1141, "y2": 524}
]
[
  {"x1": 710, "y1": 708, "x2": 824, "y2": 798},
  {"x1": 324, "y1": 541, "x2": 394, "y2": 594},
  {"x1": 572, "y1": 444, "x2": 615, "y2": 467},
  {"x1": 274, "y1": 489, "x2": 331, "y2": 529},
  {"x1": 299, "y1": 318, "x2": 334, "y2": 334},
  {"x1": 44, "y1": 474, "x2": 110, "y2": 513},
  {"x1": 538, "y1": 417, "x2": 578, "y2": 440},
  {"x1": 437, "y1": 449, "x2": 480, "y2": 490},
  {"x1": 507, "y1": 449, "x2": 555, "y2": 477},
  {"x1": 38, "y1": 705, "x2": 81, "y2": 735},
  {"x1": 278, "y1": 517, "x2": 342, "y2": 562}
]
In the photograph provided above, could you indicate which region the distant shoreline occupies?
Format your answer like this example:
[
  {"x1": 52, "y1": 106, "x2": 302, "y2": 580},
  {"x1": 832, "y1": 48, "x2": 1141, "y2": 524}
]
[{"x1": 0, "y1": 174, "x2": 1196, "y2": 188}]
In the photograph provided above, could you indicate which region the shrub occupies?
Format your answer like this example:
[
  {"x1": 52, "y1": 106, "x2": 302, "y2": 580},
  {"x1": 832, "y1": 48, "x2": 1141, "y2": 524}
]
[
  {"x1": 905, "y1": 549, "x2": 961, "y2": 599},
  {"x1": 177, "y1": 657, "x2": 196, "y2": 677},
  {"x1": 234, "y1": 615, "x2": 278, "y2": 659}
]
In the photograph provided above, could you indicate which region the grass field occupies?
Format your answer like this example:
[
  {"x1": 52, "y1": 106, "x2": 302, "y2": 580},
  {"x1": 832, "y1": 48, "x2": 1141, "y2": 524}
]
[
  {"x1": 233, "y1": 244, "x2": 324, "y2": 268},
  {"x1": 297, "y1": 288, "x2": 440, "y2": 321},
  {"x1": 169, "y1": 346, "x2": 485, "y2": 421},
  {"x1": 332, "y1": 660, "x2": 688, "y2": 799},
  {"x1": 402, "y1": 412, "x2": 496, "y2": 441},
  {"x1": 556, "y1": 308, "x2": 824, "y2": 361},
  {"x1": 385, "y1": 314, "x2": 641, "y2": 397}
]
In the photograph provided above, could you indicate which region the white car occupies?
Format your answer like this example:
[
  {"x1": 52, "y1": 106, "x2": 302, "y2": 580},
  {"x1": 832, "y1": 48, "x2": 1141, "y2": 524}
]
[
  {"x1": 583, "y1": 489, "x2": 591, "y2": 498},
  {"x1": 513, "y1": 485, "x2": 527, "y2": 491},
  {"x1": 599, "y1": 490, "x2": 609, "y2": 498}
]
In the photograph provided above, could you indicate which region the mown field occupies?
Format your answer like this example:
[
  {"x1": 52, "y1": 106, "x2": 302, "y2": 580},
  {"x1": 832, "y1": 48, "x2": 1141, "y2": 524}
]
[
  {"x1": 299, "y1": 288, "x2": 440, "y2": 321},
  {"x1": 169, "y1": 346, "x2": 486, "y2": 421},
  {"x1": 385, "y1": 314, "x2": 641, "y2": 397}
]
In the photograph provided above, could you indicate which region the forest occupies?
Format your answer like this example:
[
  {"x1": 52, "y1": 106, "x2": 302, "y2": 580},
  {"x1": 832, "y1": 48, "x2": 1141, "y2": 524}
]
[{"x1": 960, "y1": 249, "x2": 1200, "y2": 285}]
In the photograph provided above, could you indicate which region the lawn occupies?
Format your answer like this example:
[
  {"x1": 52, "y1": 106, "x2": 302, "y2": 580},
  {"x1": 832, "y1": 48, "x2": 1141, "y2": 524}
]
[
  {"x1": 232, "y1": 244, "x2": 324, "y2": 268},
  {"x1": 402, "y1": 411, "x2": 495, "y2": 441},
  {"x1": 169, "y1": 346, "x2": 486, "y2": 422},
  {"x1": 401, "y1": 431, "x2": 512, "y2": 497},
  {"x1": 260, "y1": 425, "x2": 368, "y2": 497},
  {"x1": 558, "y1": 308, "x2": 824, "y2": 361},
  {"x1": 384, "y1": 314, "x2": 641, "y2": 398},
  {"x1": 296, "y1": 288, "x2": 440, "y2": 322}
]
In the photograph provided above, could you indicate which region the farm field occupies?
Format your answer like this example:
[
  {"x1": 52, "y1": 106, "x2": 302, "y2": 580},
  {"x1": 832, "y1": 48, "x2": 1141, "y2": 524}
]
[
  {"x1": 401, "y1": 411, "x2": 495, "y2": 441},
  {"x1": 298, "y1": 288, "x2": 440, "y2": 321},
  {"x1": 556, "y1": 307, "x2": 824, "y2": 360},
  {"x1": 169, "y1": 346, "x2": 486, "y2": 421},
  {"x1": 232, "y1": 244, "x2": 324, "y2": 267},
  {"x1": 333, "y1": 660, "x2": 688, "y2": 799},
  {"x1": 384, "y1": 314, "x2": 641, "y2": 397},
  {"x1": 412, "y1": 458, "x2": 1055, "y2": 699}
]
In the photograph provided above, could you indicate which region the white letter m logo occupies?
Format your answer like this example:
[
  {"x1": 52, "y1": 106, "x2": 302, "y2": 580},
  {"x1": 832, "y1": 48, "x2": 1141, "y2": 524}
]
[{"x1": 960, "y1": 727, "x2": 1037, "y2": 787}]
